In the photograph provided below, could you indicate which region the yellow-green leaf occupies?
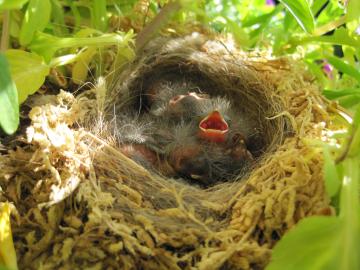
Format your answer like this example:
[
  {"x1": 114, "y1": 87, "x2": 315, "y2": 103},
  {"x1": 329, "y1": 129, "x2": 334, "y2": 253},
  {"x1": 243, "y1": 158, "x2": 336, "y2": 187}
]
[
  {"x1": 0, "y1": 203, "x2": 18, "y2": 270},
  {"x1": 0, "y1": 0, "x2": 28, "y2": 10},
  {"x1": 346, "y1": 0, "x2": 360, "y2": 22},
  {"x1": 323, "y1": 147, "x2": 340, "y2": 197},
  {"x1": 72, "y1": 47, "x2": 97, "y2": 84},
  {"x1": 279, "y1": 0, "x2": 315, "y2": 33},
  {"x1": 5, "y1": 50, "x2": 50, "y2": 103},
  {"x1": 19, "y1": 0, "x2": 51, "y2": 46}
]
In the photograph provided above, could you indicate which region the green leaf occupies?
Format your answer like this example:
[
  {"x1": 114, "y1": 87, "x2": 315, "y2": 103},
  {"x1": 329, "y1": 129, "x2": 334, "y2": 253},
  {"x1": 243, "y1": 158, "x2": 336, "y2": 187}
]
[
  {"x1": 283, "y1": 9, "x2": 297, "y2": 32},
  {"x1": 337, "y1": 158, "x2": 360, "y2": 269},
  {"x1": 71, "y1": 47, "x2": 97, "y2": 84},
  {"x1": 107, "y1": 46, "x2": 135, "y2": 85},
  {"x1": 299, "y1": 28, "x2": 360, "y2": 47},
  {"x1": 50, "y1": 0, "x2": 68, "y2": 36},
  {"x1": 305, "y1": 61, "x2": 327, "y2": 86},
  {"x1": 315, "y1": 0, "x2": 344, "y2": 26},
  {"x1": 267, "y1": 159, "x2": 360, "y2": 270},
  {"x1": 266, "y1": 216, "x2": 341, "y2": 270},
  {"x1": 326, "y1": 55, "x2": 360, "y2": 83},
  {"x1": 266, "y1": 214, "x2": 359, "y2": 270},
  {"x1": 67, "y1": 0, "x2": 81, "y2": 29},
  {"x1": 225, "y1": 18, "x2": 250, "y2": 47},
  {"x1": 278, "y1": 0, "x2": 315, "y2": 33},
  {"x1": 91, "y1": 0, "x2": 108, "y2": 32},
  {"x1": 30, "y1": 30, "x2": 135, "y2": 62},
  {"x1": 351, "y1": 104, "x2": 360, "y2": 130},
  {"x1": 0, "y1": 0, "x2": 28, "y2": 10},
  {"x1": 0, "y1": 54, "x2": 19, "y2": 135},
  {"x1": 242, "y1": 6, "x2": 280, "y2": 27},
  {"x1": 5, "y1": 50, "x2": 50, "y2": 103},
  {"x1": 19, "y1": 0, "x2": 51, "y2": 46},
  {"x1": 346, "y1": 0, "x2": 360, "y2": 22},
  {"x1": 348, "y1": 106, "x2": 360, "y2": 157},
  {"x1": 323, "y1": 147, "x2": 340, "y2": 197},
  {"x1": 322, "y1": 88, "x2": 360, "y2": 100},
  {"x1": 311, "y1": 0, "x2": 328, "y2": 16},
  {"x1": 337, "y1": 95, "x2": 360, "y2": 109}
]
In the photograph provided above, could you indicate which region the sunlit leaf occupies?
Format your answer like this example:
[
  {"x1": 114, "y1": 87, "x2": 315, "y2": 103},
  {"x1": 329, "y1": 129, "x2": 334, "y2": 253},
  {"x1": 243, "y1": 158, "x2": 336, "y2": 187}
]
[
  {"x1": 19, "y1": 0, "x2": 51, "y2": 46},
  {"x1": 266, "y1": 215, "x2": 359, "y2": 270},
  {"x1": 0, "y1": 0, "x2": 28, "y2": 10},
  {"x1": 279, "y1": 0, "x2": 315, "y2": 33},
  {"x1": 0, "y1": 54, "x2": 19, "y2": 135},
  {"x1": 5, "y1": 50, "x2": 50, "y2": 103},
  {"x1": 0, "y1": 203, "x2": 18, "y2": 270},
  {"x1": 49, "y1": 54, "x2": 79, "y2": 67},
  {"x1": 30, "y1": 30, "x2": 135, "y2": 62},
  {"x1": 315, "y1": 0, "x2": 344, "y2": 26},
  {"x1": 267, "y1": 216, "x2": 341, "y2": 270},
  {"x1": 346, "y1": 0, "x2": 360, "y2": 22},
  {"x1": 299, "y1": 28, "x2": 360, "y2": 47}
]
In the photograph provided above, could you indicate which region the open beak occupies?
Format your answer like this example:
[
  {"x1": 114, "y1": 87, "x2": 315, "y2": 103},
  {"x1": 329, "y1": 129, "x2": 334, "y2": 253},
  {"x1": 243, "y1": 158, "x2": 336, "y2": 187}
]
[{"x1": 198, "y1": 111, "x2": 228, "y2": 143}]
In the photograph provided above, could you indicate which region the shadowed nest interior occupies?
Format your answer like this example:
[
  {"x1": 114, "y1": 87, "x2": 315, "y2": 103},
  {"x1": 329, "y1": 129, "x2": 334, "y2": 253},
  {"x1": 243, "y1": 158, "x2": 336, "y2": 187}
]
[{"x1": 0, "y1": 34, "x2": 338, "y2": 269}]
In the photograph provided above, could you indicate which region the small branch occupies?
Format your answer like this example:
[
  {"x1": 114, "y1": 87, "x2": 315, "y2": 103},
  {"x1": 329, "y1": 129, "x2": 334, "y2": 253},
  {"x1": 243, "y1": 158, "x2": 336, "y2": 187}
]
[
  {"x1": 313, "y1": 15, "x2": 346, "y2": 37},
  {"x1": 1, "y1": 10, "x2": 10, "y2": 51},
  {"x1": 135, "y1": 1, "x2": 182, "y2": 51}
]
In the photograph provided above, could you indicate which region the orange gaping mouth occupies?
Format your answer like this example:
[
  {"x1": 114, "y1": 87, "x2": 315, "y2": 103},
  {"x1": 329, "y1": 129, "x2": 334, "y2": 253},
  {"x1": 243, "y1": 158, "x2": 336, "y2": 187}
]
[{"x1": 198, "y1": 111, "x2": 228, "y2": 143}]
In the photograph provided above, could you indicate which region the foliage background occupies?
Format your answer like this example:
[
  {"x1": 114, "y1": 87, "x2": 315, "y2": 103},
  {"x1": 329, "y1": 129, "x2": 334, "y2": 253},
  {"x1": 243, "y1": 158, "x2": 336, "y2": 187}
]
[{"x1": 0, "y1": 0, "x2": 359, "y2": 269}]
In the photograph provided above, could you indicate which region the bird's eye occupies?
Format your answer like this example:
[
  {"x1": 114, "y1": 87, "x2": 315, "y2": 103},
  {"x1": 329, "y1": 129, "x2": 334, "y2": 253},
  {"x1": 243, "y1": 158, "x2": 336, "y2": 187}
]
[
  {"x1": 169, "y1": 95, "x2": 185, "y2": 105},
  {"x1": 195, "y1": 93, "x2": 210, "y2": 99},
  {"x1": 223, "y1": 116, "x2": 231, "y2": 125},
  {"x1": 232, "y1": 133, "x2": 246, "y2": 145}
]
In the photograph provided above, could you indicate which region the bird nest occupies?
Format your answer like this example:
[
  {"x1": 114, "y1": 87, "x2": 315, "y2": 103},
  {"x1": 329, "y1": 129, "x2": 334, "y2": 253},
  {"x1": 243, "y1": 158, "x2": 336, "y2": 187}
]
[{"x1": 0, "y1": 35, "x2": 338, "y2": 269}]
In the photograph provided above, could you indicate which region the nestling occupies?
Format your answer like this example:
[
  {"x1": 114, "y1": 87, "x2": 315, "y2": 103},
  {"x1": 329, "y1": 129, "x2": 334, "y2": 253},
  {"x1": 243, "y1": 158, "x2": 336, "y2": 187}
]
[{"x1": 116, "y1": 80, "x2": 257, "y2": 186}]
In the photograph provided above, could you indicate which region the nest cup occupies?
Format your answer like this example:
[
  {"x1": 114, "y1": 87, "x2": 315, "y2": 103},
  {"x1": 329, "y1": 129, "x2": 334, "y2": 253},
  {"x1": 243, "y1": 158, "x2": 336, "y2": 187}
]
[
  {"x1": 108, "y1": 35, "x2": 289, "y2": 159},
  {"x1": 1, "y1": 34, "x2": 333, "y2": 269}
]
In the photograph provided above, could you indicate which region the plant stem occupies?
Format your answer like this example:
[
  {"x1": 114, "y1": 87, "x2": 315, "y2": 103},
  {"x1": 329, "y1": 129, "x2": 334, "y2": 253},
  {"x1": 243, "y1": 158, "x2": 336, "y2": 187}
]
[
  {"x1": 313, "y1": 16, "x2": 346, "y2": 37},
  {"x1": 339, "y1": 157, "x2": 360, "y2": 269},
  {"x1": 1, "y1": 11, "x2": 10, "y2": 51},
  {"x1": 135, "y1": 1, "x2": 182, "y2": 51}
]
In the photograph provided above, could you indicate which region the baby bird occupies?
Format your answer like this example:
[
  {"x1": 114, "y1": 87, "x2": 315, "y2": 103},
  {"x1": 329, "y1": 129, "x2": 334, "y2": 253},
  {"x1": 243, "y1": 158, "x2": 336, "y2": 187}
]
[{"x1": 117, "y1": 80, "x2": 256, "y2": 186}]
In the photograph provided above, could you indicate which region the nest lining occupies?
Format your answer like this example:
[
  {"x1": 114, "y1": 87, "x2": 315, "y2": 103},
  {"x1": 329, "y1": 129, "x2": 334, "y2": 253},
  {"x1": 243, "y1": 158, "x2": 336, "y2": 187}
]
[
  {"x1": 107, "y1": 36, "x2": 288, "y2": 158},
  {"x1": 0, "y1": 35, "x2": 337, "y2": 269}
]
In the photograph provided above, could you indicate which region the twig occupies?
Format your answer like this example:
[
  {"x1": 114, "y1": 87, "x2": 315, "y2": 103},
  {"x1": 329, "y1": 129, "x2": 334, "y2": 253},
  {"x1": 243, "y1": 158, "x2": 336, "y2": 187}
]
[
  {"x1": 135, "y1": 1, "x2": 182, "y2": 51},
  {"x1": 313, "y1": 15, "x2": 346, "y2": 37},
  {"x1": 1, "y1": 10, "x2": 10, "y2": 51}
]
